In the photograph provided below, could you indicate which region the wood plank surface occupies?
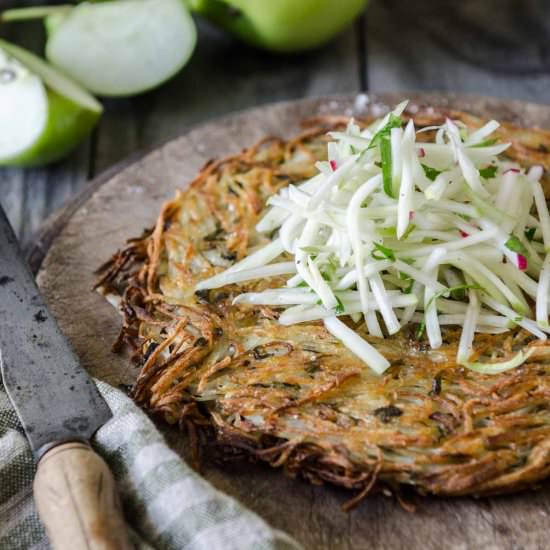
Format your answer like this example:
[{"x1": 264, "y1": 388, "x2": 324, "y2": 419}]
[
  {"x1": 366, "y1": 0, "x2": 550, "y2": 102},
  {"x1": 35, "y1": 94, "x2": 550, "y2": 550}
]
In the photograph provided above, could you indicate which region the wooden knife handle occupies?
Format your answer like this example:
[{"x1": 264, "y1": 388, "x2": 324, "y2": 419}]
[{"x1": 33, "y1": 441, "x2": 132, "y2": 550}]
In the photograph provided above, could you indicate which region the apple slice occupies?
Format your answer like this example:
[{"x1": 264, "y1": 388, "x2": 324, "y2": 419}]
[
  {"x1": 45, "y1": 0, "x2": 197, "y2": 97},
  {"x1": 0, "y1": 40, "x2": 102, "y2": 167}
]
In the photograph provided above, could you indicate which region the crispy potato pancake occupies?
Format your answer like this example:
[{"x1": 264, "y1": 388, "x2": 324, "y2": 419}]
[{"x1": 96, "y1": 107, "x2": 550, "y2": 504}]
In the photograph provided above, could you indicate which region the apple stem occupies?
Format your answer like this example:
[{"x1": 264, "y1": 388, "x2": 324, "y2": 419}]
[{"x1": 0, "y1": 5, "x2": 72, "y2": 23}]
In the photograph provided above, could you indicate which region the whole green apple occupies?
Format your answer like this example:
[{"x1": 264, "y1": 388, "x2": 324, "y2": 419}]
[{"x1": 187, "y1": 0, "x2": 369, "y2": 52}]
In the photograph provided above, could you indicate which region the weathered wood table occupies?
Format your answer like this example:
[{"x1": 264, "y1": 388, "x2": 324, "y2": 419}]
[{"x1": 2, "y1": 1, "x2": 550, "y2": 549}]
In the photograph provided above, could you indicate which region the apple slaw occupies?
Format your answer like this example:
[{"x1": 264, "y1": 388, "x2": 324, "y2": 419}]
[{"x1": 196, "y1": 101, "x2": 550, "y2": 374}]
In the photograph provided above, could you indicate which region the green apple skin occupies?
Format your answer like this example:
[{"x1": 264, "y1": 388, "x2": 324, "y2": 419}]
[
  {"x1": 0, "y1": 39, "x2": 102, "y2": 167},
  {"x1": 2, "y1": 89, "x2": 100, "y2": 168},
  {"x1": 188, "y1": 0, "x2": 369, "y2": 52}
]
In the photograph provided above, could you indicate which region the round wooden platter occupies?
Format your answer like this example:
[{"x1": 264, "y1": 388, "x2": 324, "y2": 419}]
[{"x1": 34, "y1": 94, "x2": 550, "y2": 549}]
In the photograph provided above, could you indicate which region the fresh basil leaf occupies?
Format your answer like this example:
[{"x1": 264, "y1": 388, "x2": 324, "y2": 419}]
[
  {"x1": 479, "y1": 165, "x2": 498, "y2": 179},
  {"x1": 524, "y1": 227, "x2": 536, "y2": 242},
  {"x1": 505, "y1": 235, "x2": 528, "y2": 256},
  {"x1": 402, "y1": 223, "x2": 416, "y2": 240},
  {"x1": 371, "y1": 242, "x2": 396, "y2": 261},
  {"x1": 380, "y1": 137, "x2": 394, "y2": 197},
  {"x1": 367, "y1": 114, "x2": 402, "y2": 198},
  {"x1": 421, "y1": 164, "x2": 442, "y2": 182},
  {"x1": 367, "y1": 113, "x2": 403, "y2": 151},
  {"x1": 451, "y1": 287, "x2": 466, "y2": 300}
]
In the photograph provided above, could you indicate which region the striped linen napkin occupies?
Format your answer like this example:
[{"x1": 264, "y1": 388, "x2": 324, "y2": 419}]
[{"x1": 0, "y1": 379, "x2": 302, "y2": 550}]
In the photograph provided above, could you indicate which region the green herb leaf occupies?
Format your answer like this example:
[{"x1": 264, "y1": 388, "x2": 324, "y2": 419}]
[
  {"x1": 525, "y1": 227, "x2": 536, "y2": 242},
  {"x1": 402, "y1": 223, "x2": 416, "y2": 240},
  {"x1": 469, "y1": 138, "x2": 498, "y2": 148},
  {"x1": 479, "y1": 165, "x2": 498, "y2": 179},
  {"x1": 451, "y1": 287, "x2": 466, "y2": 300},
  {"x1": 380, "y1": 136, "x2": 394, "y2": 197},
  {"x1": 335, "y1": 296, "x2": 345, "y2": 314},
  {"x1": 421, "y1": 164, "x2": 442, "y2": 182},
  {"x1": 367, "y1": 114, "x2": 402, "y2": 198},
  {"x1": 371, "y1": 242, "x2": 396, "y2": 261},
  {"x1": 505, "y1": 235, "x2": 528, "y2": 256},
  {"x1": 367, "y1": 114, "x2": 403, "y2": 151}
]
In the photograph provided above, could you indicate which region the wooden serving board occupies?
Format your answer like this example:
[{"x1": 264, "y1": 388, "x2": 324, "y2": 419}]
[{"x1": 34, "y1": 94, "x2": 550, "y2": 550}]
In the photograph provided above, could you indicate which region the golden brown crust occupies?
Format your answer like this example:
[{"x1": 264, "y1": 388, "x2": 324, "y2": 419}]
[{"x1": 96, "y1": 107, "x2": 550, "y2": 506}]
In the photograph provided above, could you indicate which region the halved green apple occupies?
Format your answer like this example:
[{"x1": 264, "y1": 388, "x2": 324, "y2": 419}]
[
  {"x1": 187, "y1": 0, "x2": 369, "y2": 52},
  {"x1": 0, "y1": 39, "x2": 102, "y2": 167},
  {"x1": 44, "y1": 0, "x2": 197, "y2": 97}
]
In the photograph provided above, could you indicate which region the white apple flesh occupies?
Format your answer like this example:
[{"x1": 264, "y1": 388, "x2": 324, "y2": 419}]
[
  {"x1": 0, "y1": 50, "x2": 48, "y2": 163},
  {"x1": 45, "y1": 0, "x2": 197, "y2": 97},
  {"x1": 0, "y1": 40, "x2": 102, "y2": 167}
]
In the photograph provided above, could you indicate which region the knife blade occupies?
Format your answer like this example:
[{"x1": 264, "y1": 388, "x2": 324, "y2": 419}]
[
  {"x1": 0, "y1": 205, "x2": 130, "y2": 550},
  {"x1": 0, "y1": 205, "x2": 111, "y2": 455}
]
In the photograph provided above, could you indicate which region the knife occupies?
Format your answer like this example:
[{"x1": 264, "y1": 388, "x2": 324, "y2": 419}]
[{"x1": 0, "y1": 205, "x2": 131, "y2": 550}]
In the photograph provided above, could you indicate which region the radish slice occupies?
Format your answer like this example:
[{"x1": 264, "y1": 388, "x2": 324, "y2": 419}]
[{"x1": 45, "y1": 0, "x2": 196, "y2": 96}]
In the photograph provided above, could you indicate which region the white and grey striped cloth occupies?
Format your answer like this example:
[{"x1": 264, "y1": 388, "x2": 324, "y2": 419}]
[{"x1": 0, "y1": 380, "x2": 301, "y2": 550}]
